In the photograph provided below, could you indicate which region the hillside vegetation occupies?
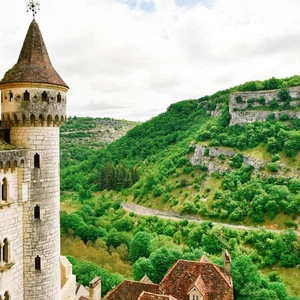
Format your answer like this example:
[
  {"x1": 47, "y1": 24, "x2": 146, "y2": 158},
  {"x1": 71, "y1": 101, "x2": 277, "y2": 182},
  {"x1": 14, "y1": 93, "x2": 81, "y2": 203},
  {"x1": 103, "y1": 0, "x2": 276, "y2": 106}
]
[
  {"x1": 61, "y1": 76, "x2": 300, "y2": 228},
  {"x1": 60, "y1": 75, "x2": 300, "y2": 299},
  {"x1": 60, "y1": 117, "x2": 139, "y2": 169}
]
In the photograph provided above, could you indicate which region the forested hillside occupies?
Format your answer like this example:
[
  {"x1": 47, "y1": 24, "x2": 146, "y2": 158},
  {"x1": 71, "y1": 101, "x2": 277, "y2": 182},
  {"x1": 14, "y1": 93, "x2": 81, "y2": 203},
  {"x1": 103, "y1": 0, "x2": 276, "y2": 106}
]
[
  {"x1": 60, "y1": 117, "x2": 139, "y2": 169},
  {"x1": 60, "y1": 75, "x2": 300, "y2": 299}
]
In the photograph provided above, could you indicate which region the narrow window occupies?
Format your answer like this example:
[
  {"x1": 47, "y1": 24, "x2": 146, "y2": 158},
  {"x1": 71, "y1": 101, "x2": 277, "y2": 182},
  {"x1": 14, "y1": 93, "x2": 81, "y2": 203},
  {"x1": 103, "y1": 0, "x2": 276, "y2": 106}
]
[
  {"x1": 9, "y1": 91, "x2": 13, "y2": 102},
  {"x1": 3, "y1": 239, "x2": 8, "y2": 263},
  {"x1": 35, "y1": 256, "x2": 41, "y2": 270},
  {"x1": 57, "y1": 93, "x2": 61, "y2": 103},
  {"x1": 30, "y1": 114, "x2": 35, "y2": 126},
  {"x1": 34, "y1": 205, "x2": 40, "y2": 219},
  {"x1": 2, "y1": 178, "x2": 7, "y2": 202},
  {"x1": 42, "y1": 91, "x2": 48, "y2": 102},
  {"x1": 34, "y1": 153, "x2": 40, "y2": 168},
  {"x1": 4, "y1": 291, "x2": 9, "y2": 300},
  {"x1": 24, "y1": 90, "x2": 30, "y2": 101}
]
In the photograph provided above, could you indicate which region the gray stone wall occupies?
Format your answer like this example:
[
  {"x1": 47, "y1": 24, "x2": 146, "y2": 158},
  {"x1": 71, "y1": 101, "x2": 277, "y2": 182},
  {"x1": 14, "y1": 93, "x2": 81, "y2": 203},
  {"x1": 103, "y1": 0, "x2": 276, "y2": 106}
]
[
  {"x1": 0, "y1": 150, "x2": 29, "y2": 300},
  {"x1": 10, "y1": 126, "x2": 61, "y2": 300}
]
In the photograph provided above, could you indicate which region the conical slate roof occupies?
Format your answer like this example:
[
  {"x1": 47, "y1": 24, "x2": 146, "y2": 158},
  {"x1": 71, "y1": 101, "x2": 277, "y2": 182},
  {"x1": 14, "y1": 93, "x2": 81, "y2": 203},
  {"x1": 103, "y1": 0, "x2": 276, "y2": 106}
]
[{"x1": 0, "y1": 20, "x2": 68, "y2": 88}]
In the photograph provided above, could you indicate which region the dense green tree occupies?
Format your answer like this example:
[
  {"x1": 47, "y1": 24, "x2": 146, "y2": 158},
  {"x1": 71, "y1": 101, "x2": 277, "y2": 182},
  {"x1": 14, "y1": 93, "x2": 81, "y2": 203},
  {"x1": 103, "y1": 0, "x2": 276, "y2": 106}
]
[
  {"x1": 133, "y1": 257, "x2": 155, "y2": 281},
  {"x1": 149, "y1": 247, "x2": 183, "y2": 283},
  {"x1": 72, "y1": 260, "x2": 123, "y2": 296},
  {"x1": 231, "y1": 255, "x2": 261, "y2": 297},
  {"x1": 130, "y1": 231, "x2": 152, "y2": 262}
]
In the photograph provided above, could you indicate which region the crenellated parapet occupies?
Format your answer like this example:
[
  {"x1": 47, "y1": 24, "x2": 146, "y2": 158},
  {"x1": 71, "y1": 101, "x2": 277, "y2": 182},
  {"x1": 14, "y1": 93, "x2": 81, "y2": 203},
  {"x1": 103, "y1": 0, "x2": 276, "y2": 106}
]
[
  {"x1": 0, "y1": 83, "x2": 67, "y2": 127},
  {"x1": 0, "y1": 150, "x2": 29, "y2": 170}
]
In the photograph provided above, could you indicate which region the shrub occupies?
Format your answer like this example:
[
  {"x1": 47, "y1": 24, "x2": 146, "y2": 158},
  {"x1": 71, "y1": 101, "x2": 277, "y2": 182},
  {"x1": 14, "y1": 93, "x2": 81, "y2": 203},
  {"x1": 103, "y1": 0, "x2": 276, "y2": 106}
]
[
  {"x1": 179, "y1": 178, "x2": 189, "y2": 187},
  {"x1": 235, "y1": 95, "x2": 243, "y2": 103},
  {"x1": 267, "y1": 162, "x2": 279, "y2": 172},
  {"x1": 153, "y1": 185, "x2": 163, "y2": 197},
  {"x1": 230, "y1": 153, "x2": 244, "y2": 168},
  {"x1": 279, "y1": 114, "x2": 289, "y2": 121},
  {"x1": 180, "y1": 201, "x2": 198, "y2": 215}
]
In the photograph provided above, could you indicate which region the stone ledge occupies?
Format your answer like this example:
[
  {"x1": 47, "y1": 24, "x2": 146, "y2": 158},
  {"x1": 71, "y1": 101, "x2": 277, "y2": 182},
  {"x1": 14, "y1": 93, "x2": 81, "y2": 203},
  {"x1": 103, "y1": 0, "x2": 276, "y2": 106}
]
[
  {"x1": 0, "y1": 262, "x2": 15, "y2": 272},
  {"x1": 0, "y1": 201, "x2": 13, "y2": 209}
]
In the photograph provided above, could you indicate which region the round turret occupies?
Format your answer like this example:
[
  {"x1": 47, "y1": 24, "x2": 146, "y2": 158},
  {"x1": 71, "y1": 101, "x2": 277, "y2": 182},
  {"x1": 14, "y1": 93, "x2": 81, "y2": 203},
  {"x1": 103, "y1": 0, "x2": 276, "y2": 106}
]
[
  {"x1": 0, "y1": 19, "x2": 68, "y2": 300},
  {"x1": 0, "y1": 19, "x2": 68, "y2": 128}
]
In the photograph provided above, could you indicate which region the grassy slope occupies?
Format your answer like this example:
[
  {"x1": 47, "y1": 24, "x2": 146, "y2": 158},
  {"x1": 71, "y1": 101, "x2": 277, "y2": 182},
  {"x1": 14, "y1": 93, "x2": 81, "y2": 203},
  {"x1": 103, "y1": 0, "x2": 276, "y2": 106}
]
[{"x1": 60, "y1": 76, "x2": 300, "y2": 297}]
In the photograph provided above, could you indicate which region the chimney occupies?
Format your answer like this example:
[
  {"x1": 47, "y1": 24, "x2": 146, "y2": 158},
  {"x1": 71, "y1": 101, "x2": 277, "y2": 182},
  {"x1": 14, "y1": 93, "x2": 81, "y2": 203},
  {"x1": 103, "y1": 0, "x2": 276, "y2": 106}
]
[
  {"x1": 224, "y1": 249, "x2": 231, "y2": 276},
  {"x1": 89, "y1": 277, "x2": 101, "y2": 300}
]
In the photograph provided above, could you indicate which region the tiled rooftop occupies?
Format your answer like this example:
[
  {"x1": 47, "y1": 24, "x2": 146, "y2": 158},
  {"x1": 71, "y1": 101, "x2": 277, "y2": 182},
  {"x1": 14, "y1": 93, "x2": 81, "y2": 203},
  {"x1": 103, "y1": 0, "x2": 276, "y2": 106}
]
[
  {"x1": 160, "y1": 259, "x2": 233, "y2": 300},
  {"x1": 0, "y1": 20, "x2": 68, "y2": 88},
  {"x1": 103, "y1": 280, "x2": 161, "y2": 300}
]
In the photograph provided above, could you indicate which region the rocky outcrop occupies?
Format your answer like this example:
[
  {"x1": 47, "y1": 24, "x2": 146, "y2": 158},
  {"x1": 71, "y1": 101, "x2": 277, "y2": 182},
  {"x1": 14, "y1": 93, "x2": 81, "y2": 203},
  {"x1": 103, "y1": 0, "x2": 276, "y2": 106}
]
[
  {"x1": 229, "y1": 86, "x2": 300, "y2": 125},
  {"x1": 190, "y1": 145, "x2": 268, "y2": 173},
  {"x1": 229, "y1": 110, "x2": 300, "y2": 125}
]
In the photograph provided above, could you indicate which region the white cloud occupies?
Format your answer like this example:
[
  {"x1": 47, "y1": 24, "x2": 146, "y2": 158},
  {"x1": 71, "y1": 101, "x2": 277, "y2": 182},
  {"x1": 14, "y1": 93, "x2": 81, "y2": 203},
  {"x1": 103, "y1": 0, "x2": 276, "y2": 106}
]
[{"x1": 1, "y1": 0, "x2": 300, "y2": 121}]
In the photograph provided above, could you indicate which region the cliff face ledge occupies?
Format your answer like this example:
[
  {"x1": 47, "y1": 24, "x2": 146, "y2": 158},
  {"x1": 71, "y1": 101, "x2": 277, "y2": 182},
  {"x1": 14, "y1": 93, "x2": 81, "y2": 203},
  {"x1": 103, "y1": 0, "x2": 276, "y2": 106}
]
[
  {"x1": 190, "y1": 145, "x2": 267, "y2": 173},
  {"x1": 229, "y1": 86, "x2": 300, "y2": 125}
]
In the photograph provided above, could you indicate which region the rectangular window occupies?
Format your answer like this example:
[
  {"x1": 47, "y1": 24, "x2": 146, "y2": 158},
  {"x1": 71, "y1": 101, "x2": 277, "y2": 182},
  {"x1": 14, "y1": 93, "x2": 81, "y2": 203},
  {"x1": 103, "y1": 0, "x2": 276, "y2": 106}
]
[
  {"x1": 34, "y1": 153, "x2": 40, "y2": 168},
  {"x1": 34, "y1": 205, "x2": 40, "y2": 219},
  {"x1": 35, "y1": 256, "x2": 41, "y2": 270}
]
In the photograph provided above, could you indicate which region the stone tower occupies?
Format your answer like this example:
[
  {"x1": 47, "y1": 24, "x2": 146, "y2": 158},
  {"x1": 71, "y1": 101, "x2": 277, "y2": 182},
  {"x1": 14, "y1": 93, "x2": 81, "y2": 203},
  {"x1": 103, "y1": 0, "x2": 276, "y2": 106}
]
[{"x1": 0, "y1": 19, "x2": 68, "y2": 299}]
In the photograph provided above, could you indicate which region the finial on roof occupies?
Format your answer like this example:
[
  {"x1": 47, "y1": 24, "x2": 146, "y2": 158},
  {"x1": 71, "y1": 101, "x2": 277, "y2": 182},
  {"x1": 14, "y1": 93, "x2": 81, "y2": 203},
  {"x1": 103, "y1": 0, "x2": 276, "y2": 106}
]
[{"x1": 26, "y1": 0, "x2": 40, "y2": 19}]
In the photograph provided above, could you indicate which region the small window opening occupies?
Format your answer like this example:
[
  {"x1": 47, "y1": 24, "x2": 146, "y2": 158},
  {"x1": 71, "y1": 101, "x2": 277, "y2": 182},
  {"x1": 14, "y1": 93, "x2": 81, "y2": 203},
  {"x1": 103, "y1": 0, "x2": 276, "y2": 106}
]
[
  {"x1": 9, "y1": 91, "x2": 13, "y2": 102},
  {"x1": 57, "y1": 93, "x2": 61, "y2": 103},
  {"x1": 4, "y1": 291, "x2": 9, "y2": 300},
  {"x1": 35, "y1": 256, "x2": 41, "y2": 270},
  {"x1": 42, "y1": 91, "x2": 48, "y2": 102},
  {"x1": 24, "y1": 90, "x2": 30, "y2": 101},
  {"x1": 2, "y1": 178, "x2": 7, "y2": 202},
  {"x1": 34, "y1": 205, "x2": 40, "y2": 219},
  {"x1": 34, "y1": 153, "x2": 40, "y2": 168},
  {"x1": 3, "y1": 239, "x2": 8, "y2": 263},
  {"x1": 30, "y1": 114, "x2": 35, "y2": 126}
]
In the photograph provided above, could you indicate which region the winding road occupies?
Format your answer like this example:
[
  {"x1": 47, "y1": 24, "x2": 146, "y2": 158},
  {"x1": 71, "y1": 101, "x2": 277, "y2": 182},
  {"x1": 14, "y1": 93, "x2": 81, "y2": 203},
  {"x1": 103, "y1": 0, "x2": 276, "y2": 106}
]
[{"x1": 121, "y1": 202, "x2": 300, "y2": 236}]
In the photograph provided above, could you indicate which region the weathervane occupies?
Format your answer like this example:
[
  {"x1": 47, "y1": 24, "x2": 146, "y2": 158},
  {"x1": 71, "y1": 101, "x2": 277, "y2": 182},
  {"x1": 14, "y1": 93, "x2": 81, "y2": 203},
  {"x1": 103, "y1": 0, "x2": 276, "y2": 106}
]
[{"x1": 26, "y1": 0, "x2": 40, "y2": 19}]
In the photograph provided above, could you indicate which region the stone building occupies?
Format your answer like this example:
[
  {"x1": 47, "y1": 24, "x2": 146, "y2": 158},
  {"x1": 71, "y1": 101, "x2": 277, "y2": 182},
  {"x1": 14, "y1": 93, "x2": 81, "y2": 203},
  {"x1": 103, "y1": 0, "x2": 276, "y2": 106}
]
[
  {"x1": 0, "y1": 16, "x2": 101, "y2": 300},
  {"x1": 103, "y1": 250, "x2": 234, "y2": 300}
]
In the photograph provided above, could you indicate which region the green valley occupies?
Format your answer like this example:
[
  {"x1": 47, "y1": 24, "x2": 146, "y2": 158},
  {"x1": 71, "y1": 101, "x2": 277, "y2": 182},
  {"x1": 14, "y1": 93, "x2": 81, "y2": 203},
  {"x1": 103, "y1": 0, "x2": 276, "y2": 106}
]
[{"x1": 60, "y1": 75, "x2": 300, "y2": 299}]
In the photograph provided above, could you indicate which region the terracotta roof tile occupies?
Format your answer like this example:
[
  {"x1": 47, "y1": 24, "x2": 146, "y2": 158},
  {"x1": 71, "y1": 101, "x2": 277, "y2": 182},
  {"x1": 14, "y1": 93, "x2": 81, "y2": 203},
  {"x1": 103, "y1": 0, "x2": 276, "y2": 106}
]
[
  {"x1": 103, "y1": 280, "x2": 161, "y2": 300},
  {"x1": 138, "y1": 291, "x2": 178, "y2": 300},
  {"x1": 199, "y1": 255, "x2": 210, "y2": 263},
  {"x1": 160, "y1": 259, "x2": 234, "y2": 300},
  {"x1": 0, "y1": 20, "x2": 68, "y2": 88},
  {"x1": 187, "y1": 275, "x2": 207, "y2": 296},
  {"x1": 140, "y1": 275, "x2": 154, "y2": 284}
]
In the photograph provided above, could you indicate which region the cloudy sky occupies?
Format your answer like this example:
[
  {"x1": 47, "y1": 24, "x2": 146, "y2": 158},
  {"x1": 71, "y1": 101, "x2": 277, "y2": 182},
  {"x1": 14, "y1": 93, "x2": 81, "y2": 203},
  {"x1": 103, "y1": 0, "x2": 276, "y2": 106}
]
[{"x1": 1, "y1": 0, "x2": 300, "y2": 121}]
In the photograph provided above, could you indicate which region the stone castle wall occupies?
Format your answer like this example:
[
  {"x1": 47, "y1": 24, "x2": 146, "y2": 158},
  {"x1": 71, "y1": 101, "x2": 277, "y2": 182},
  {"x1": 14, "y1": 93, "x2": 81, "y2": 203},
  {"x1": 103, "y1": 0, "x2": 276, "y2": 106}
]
[
  {"x1": 10, "y1": 126, "x2": 61, "y2": 300},
  {"x1": 61, "y1": 256, "x2": 76, "y2": 300},
  {"x1": 0, "y1": 151, "x2": 29, "y2": 299}
]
